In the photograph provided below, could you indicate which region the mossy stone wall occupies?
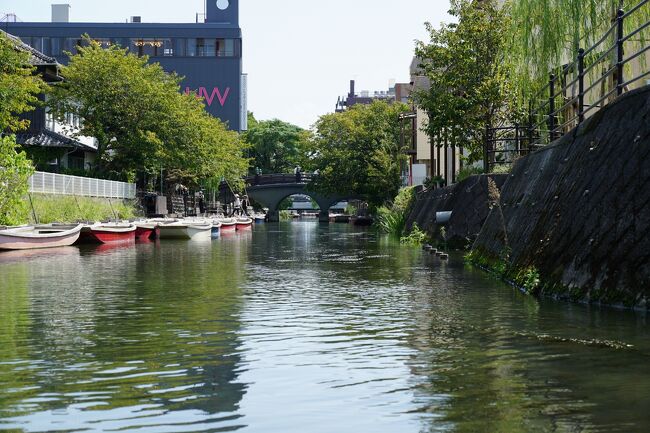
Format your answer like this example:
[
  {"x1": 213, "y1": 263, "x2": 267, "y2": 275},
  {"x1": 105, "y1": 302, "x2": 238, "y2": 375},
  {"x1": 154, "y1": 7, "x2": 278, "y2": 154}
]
[{"x1": 473, "y1": 87, "x2": 650, "y2": 309}]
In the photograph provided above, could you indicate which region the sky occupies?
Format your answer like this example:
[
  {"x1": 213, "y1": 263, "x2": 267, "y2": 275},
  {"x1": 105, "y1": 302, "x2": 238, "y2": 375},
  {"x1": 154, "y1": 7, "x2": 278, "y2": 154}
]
[{"x1": 0, "y1": 0, "x2": 452, "y2": 129}]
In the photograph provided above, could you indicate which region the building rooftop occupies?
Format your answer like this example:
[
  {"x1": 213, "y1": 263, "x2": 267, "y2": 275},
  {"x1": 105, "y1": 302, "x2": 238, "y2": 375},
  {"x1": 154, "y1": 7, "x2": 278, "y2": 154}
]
[
  {"x1": 16, "y1": 130, "x2": 97, "y2": 153},
  {"x1": 1, "y1": 29, "x2": 57, "y2": 66}
]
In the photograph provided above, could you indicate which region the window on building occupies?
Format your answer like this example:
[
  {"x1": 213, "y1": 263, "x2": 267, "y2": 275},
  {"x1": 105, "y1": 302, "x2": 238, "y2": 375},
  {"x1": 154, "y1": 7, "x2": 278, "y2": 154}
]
[
  {"x1": 92, "y1": 39, "x2": 113, "y2": 49},
  {"x1": 51, "y1": 38, "x2": 62, "y2": 56},
  {"x1": 28, "y1": 37, "x2": 51, "y2": 55},
  {"x1": 64, "y1": 38, "x2": 82, "y2": 55},
  {"x1": 32, "y1": 37, "x2": 43, "y2": 53},
  {"x1": 45, "y1": 108, "x2": 55, "y2": 131},
  {"x1": 19, "y1": 36, "x2": 32, "y2": 47},
  {"x1": 163, "y1": 39, "x2": 173, "y2": 56},
  {"x1": 216, "y1": 39, "x2": 237, "y2": 57},
  {"x1": 186, "y1": 38, "x2": 197, "y2": 57},
  {"x1": 174, "y1": 38, "x2": 186, "y2": 56},
  {"x1": 130, "y1": 39, "x2": 166, "y2": 57},
  {"x1": 196, "y1": 38, "x2": 216, "y2": 56},
  {"x1": 158, "y1": 38, "x2": 242, "y2": 57},
  {"x1": 68, "y1": 154, "x2": 85, "y2": 170},
  {"x1": 113, "y1": 38, "x2": 129, "y2": 49}
]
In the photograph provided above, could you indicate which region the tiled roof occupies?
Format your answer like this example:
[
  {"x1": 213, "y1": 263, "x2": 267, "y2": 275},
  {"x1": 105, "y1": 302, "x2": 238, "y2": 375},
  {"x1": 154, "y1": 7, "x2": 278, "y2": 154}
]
[
  {"x1": 16, "y1": 130, "x2": 97, "y2": 152},
  {"x1": 0, "y1": 29, "x2": 58, "y2": 66}
]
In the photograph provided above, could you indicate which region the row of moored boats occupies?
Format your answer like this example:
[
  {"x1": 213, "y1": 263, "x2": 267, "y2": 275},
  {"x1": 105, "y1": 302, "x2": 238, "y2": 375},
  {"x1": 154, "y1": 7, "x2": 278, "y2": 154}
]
[{"x1": 0, "y1": 216, "x2": 255, "y2": 251}]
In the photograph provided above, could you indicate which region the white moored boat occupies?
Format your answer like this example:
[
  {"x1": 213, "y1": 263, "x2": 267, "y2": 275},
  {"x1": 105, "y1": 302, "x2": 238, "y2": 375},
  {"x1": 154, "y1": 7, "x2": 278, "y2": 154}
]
[
  {"x1": 157, "y1": 219, "x2": 213, "y2": 240},
  {"x1": 210, "y1": 220, "x2": 222, "y2": 236},
  {"x1": 0, "y1": 224, "x2": 83, "y2": 250}
]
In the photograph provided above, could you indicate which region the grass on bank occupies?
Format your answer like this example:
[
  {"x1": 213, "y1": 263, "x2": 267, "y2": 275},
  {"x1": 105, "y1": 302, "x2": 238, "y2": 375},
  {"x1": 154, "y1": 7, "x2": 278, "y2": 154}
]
[
  {"x1": 465, "y1": 249, "x2": 541, "y2": 295},
  {"x1": 27, "y1": 194, "x2": 139, "y2": 224},
  {"x1": 399, "y1": 223, "x2": 428, "y2": 246},
  {"x1": 376, "y1": 187, "x2": 433, "y2": 246}
]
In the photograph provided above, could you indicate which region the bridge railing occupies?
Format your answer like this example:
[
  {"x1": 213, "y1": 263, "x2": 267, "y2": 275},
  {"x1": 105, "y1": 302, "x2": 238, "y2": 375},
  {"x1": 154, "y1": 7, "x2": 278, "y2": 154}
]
[{"x1": 246, "y1": 173, "x2": 316, "y2": 186}]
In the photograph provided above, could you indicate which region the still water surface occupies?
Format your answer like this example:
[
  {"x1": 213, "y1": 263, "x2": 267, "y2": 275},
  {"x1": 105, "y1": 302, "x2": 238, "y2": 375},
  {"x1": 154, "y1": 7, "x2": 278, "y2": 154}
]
[{"x1": 0, "y1": 222, "x2": 649, "y2": 432}]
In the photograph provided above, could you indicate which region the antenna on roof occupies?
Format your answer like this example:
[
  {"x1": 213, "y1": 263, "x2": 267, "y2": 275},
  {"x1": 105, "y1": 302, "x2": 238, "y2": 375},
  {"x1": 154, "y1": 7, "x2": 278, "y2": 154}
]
[{"x1": 0, "y1": 13, "x2": 22, "y2": 23}]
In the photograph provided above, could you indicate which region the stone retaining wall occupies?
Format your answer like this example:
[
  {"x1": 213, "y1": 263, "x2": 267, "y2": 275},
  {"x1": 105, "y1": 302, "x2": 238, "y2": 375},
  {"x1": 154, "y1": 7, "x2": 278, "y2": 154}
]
[
  {"x1": 473, "y1": 87, "x2": 650, "y2": 309},
  {"x1": 405, "y1": 174, "x2": 507, "y2": 249}
]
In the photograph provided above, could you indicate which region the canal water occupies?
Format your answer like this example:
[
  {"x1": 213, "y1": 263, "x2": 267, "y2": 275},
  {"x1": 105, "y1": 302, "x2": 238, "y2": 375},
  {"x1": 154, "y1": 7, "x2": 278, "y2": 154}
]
[{"x1": 0, "y1": 222, "x2": 649, "y2": 433}]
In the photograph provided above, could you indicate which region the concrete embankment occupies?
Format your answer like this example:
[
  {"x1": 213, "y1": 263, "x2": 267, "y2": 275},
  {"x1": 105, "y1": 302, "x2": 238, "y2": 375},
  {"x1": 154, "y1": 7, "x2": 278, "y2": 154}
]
[{"x1": 407, "y1": 87, "x2": 650, "y2": 309}]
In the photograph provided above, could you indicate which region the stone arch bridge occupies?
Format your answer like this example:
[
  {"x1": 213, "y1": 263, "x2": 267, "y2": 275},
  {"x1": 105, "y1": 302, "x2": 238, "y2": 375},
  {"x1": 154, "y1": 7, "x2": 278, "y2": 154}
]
[{"x1": 223, "y1": 174, "x2": 357, "y2": 222}]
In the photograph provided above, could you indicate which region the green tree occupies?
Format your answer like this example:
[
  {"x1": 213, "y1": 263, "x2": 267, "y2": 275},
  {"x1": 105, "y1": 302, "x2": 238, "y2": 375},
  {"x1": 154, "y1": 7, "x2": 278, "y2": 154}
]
[
  {"x1": 0, "y1": 136, "x2": 35, "y2": 225},
  {"x1": 0, "y1": 31, "x2": 44, "y2": 132},
  {"x1": 247, "y1": 111, "x2": 259, "y2": 130},
  {"x1": 414, "y1": 0, "x2": 520, "y2": 164},
  {"x1": 243, "y1": 119, "x2": 312, "y2": 174},
  {"x1": 310, "y1": 100, "x2": 409, "y2": 208},
  {"x1": 48, "y1": 37, "x2": 247, "y2": 188},
  {"x1": 506, "y1": 0, "x2": 650, "y2": 97},
  {"x1": 151, "y1": 80, "x2": 248, "y2": 190}
]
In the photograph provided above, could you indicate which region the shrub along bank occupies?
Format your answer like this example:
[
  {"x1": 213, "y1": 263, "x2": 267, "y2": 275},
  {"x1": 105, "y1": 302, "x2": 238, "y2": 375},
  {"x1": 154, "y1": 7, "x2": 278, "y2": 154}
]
[{"x1": 376, "y1": 187, "x2": 416, "y2": 238}]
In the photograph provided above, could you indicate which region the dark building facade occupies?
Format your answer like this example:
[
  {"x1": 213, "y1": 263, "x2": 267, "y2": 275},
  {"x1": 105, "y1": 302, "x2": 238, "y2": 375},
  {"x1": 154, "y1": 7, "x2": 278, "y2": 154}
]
[{"x1": 4, "y1": 0, "x2": 246, "y2": 131}]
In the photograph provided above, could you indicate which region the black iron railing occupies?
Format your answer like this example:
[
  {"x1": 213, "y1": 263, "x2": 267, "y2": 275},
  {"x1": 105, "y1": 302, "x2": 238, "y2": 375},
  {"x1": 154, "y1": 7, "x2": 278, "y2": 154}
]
[
  {"x1": 244, "y1": 173, "x2": 316, "y2": 186},
  {"x1": 485, "y1": 0, "x2": 650, "y2": 171}
]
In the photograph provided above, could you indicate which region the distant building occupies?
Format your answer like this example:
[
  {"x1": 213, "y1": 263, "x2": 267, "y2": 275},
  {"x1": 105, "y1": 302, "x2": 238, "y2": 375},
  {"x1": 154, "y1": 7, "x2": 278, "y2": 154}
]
[
  {"x1": 406, "y1": 57, "x2": 463, "y2": 185},
  {"x1": 4, "y1": 0, "x2": 246, "y2": 131},
  {"x1": 2, "y1": 30, "x2": 97, "y2": 172},
  {"x1": 332, "y1": 69, "x2": 465, "y2": 186},
  {"x1": 335, "y1": 80, "x2": 398, "y2": 112}
]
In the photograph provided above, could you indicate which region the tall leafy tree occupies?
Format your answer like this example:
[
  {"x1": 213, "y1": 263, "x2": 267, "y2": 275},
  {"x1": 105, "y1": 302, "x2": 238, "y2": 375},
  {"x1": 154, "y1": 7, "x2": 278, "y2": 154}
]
[
  {"x1": 160, "y1": 90, "x2": 249, "y2": 189},
  {"x1": 0, "y1": 32, "x2": 40, "y2": 225},
  {"x1": 0, "y1": 31, "x2": 43, "y2": 132},
  {"x1": 48, "y1": 37, "x2": 247, "y2": 187},
  {"x1": 414, "y1": 0, "x2": 520, "y2": 163},
  {"x1": 311, "y1": 100, "x2": 409, "y2": 208},
  {"x1": 243, "y1": 119, "x2": 312, "y2": 174},
  {"x1": 0, "y1": 136, "x2": 34, "y2": 225},
  {"x1": 506, "y1": 0, "x2": 649, "y2": 96},
  {"x1": 48, "y1": 38, "x2": 178, "y2": 178}
]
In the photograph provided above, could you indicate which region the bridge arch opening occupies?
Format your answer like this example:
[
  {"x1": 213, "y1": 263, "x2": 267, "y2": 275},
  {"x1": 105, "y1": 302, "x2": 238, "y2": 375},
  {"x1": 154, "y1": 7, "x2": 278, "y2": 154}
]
[{"x1": 278, "y1": 194, "x2": 320, "y2": 213}]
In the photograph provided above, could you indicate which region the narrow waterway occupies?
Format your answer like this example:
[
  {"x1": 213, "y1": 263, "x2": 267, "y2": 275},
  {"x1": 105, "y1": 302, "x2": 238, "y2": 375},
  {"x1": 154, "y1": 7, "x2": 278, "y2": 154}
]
[{"x1": 0, "y1": 222, "x2": 648, "y2": 433}]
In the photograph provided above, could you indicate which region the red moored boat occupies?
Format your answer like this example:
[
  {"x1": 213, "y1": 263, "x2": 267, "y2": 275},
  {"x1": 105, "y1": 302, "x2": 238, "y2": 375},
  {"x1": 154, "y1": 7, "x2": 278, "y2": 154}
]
[
  {"x1": 78, "y1": 223, "x2": 137, "y2": 244},
  {"x1": 219, "y1": 218, "x2": 237, "y2": 232},
  {"x1": 135, "y1": 222, "x2": 158, "y2": 240},
  {"x1": 236, "y1": 217, "x2": 253, "y2": 231}
]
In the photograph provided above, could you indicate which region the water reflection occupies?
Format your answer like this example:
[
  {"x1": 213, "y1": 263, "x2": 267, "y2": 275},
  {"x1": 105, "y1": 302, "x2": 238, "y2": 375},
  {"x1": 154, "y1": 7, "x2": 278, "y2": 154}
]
[
  {"x1": 0, "y1": 224, "x2": 649, "y2": 432},
  {"x1": 0, "y1": 236, "x2": 250, "y2": 431}
]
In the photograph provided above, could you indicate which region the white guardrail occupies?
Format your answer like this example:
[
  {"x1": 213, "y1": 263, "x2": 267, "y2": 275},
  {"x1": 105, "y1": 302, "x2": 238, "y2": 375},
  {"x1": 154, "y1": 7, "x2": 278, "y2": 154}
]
[{"x1": 28, "y1": 171, "x2": 136, "y2": 199}]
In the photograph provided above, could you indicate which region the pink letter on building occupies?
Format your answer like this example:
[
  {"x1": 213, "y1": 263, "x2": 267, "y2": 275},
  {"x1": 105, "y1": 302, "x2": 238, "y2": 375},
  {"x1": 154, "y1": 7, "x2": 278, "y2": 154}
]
[
  {"x1": 185, "y1": 86, "x2": 231, "y2": 107},
  {"x1": 198, "y1": 87, "x2": 231, "y2": 107}
]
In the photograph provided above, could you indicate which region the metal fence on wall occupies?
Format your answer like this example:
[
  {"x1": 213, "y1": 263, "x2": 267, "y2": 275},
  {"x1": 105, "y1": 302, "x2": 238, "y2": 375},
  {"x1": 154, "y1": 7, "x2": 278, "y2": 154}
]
[
  {"x1": 485, "y1": 0, "x2": 650, "y2": 171},
  {"x1": 28, "y1": 171, "x2": 136, "y2": 199}
]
